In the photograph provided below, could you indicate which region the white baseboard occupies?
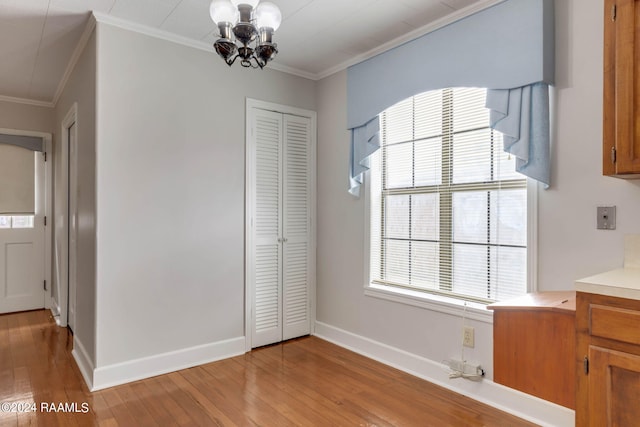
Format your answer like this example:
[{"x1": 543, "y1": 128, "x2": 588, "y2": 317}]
[
  {"x1": 49, "y1": 305, "x2": 60, "y2": 322},
  {"x1": 90, "y1": 337, "x2": 245, "y2": 391},
  {"x1": 314, "y1": 321, "x2": 574, "y2": 427},
  {"x1": 72, "y1": 336, "x2": 95, "y2": 391}
]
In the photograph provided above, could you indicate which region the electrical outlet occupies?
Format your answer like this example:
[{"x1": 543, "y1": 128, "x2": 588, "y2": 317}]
[
  {"x1": 463, "y1": 326, "x2": 475, "y2": 348},
  {"x1": 597, "y1": 206, "x2": 616, "y2": 230}
]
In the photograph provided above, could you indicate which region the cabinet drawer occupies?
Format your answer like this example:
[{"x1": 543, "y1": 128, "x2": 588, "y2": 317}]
[{"x1": 590, "y1": 304, "x2": 640, "y2": 345}]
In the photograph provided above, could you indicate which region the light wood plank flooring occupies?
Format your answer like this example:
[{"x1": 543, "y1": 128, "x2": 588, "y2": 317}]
[{"x1": 0, "y1": 310, "x2": 537, "y2": 426}]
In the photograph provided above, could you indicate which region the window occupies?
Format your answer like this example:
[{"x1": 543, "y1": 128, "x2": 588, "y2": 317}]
[
  {"x1": 369, "y1": 88, "x2": 529, "y2": 305},
  {"x1": 0, "y1": 215, "x2": 35, "y2": 229}
]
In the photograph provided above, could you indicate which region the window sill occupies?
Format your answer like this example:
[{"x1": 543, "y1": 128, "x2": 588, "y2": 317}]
[{"x1": 364, "y1": 283, "x2": 494, "y2": 324}]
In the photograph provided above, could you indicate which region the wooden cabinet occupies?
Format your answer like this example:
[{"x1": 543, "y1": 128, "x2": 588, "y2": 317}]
[
  {"x1": 603, "y1": 0, "x2": 640, "y2": 176},
  {"x1": 576, "y1": 292, "x2": 640, "y2": 426},
  {"x1": 488, "y1": 291, "x2": 576, "y2": 409}
]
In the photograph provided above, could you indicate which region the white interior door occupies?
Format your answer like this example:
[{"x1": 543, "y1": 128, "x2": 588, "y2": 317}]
[
  {"x1": 247, "y1": 102, "x2": 314, "y2": 349},
  {"x1": 0, "y1": 149, "x2": 45, "y2": 313},
  {"x1": 68, "y1": 122, "x2": 78, "y2": 331},
  {"x1": 282, "y1": 114, "x2": 311, "y2": 341},
  {"x1": 250, "y1": 109, "x2": 283, "y2": 348}
]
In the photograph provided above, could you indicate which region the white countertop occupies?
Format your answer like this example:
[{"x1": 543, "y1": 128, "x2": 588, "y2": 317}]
[{"x1": 576, "y1": 267, "x2": 640, "y2": 300}]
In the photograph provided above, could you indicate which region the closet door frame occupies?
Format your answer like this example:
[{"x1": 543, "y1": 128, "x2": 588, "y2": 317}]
[{"x1": 245, "y1": 98, "x2": 317, "y2": 351}]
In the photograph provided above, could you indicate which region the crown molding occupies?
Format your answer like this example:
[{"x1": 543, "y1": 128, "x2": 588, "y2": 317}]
[
  {"x1": 51, "y1": 14, "x2": 97, "y2": 107},
  {"x1": 314, "y1": 0, "x2": 506, "y2": 81},
  {"x1": 0, "y1": 13, "x2": 96, "y2": 108},
  {"x1": 0, "y1": 94, "x2": 54, "y2": 108},
  {"x1": 267, "y1": 62, "x2": 318, "y2": 81},
  {"x1": 91, "y1": 11, "x2": 318, "y2": 81},
  {"x1": 92, "y1": 11, "x2": 214, "y2": 54}
]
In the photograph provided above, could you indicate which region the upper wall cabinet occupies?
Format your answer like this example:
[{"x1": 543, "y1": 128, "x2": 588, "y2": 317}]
[{"x1": 603, "y1": 0, "x2": 640, "y2": 176}]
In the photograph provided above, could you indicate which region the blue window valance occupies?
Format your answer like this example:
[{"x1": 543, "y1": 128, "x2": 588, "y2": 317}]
[{"x1": 348, "y1": 0, "x2": 555, "y2": 196}]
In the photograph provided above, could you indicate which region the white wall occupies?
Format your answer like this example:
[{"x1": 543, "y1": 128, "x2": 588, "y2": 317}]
[
  {"x1": 316, "y1": 0, "x2": 640, "y2": 383},
  {"x1": 538, "y1": 0, "x2": 640, "y2": 288},
  {"x1": 0, "y1": 101, "x2": 53, "y2": 133},
  {"x1": 54, "y1": 30, "x2": 97, "y2": 366},
  {"x1": 94, "y1": 22, "x2": 315, "y2": 371}
]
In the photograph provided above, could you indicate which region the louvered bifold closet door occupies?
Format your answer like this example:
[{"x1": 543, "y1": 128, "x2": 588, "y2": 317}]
[
  {"x1": 252, "y1": 109, "x2": 283, "y2": 348},
  {"x1": 282, "y1": 114, "x2": 312, "y2": 341}
]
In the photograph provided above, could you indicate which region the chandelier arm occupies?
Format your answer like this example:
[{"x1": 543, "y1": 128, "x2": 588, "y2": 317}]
[
  {"x1": 226, "y1": 54, "x2": 242, "y2": 67},
  {"x1": 254, "y1": 57, "x2": 265, "y2": 69},
  {"x1": 249, "y1": 54, "x2": 265, "y2": 69},
  {"x1": 242, "y1": 57, "x2": 261, "y2": 69}
]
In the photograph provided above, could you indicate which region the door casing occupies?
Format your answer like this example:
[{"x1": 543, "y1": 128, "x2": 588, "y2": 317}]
[{"x1": 54, "y1": 103, "x2": 78, "y2": 328}]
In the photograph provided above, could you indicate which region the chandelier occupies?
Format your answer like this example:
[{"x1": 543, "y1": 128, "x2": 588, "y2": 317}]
[{"x1": 209, "y1": 0, "x2": 282, "y2": 69}]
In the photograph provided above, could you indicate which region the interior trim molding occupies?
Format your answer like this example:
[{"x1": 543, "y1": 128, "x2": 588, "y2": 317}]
[
  {"x1": 92, "y1": 11, "x2": 210, "y2": 55},
  {"x1": 52, "y1": 15, "x2": 97, "y2": 106},
  {"x1": 90, "y1": 336, "x2": 245, "y2": 391},
  {"x1": 72, "y1": 336, "x2": 95, "y2": 391},
  {"x1": 91, "y1": 11, "x2": 317, "y2": 81},
  {"x1": 0, "y1": 94, "x2": 53, "y2": 108},
  {"x1": 364, "y1": 285, "x2": 494, "y2": 323},
  {"x1": 314, "y1": 321, "x2": 575, "y2": 427}
]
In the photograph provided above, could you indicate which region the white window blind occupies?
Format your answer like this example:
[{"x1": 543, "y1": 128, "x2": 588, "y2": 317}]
[
  {"x1": 370, "y1": 88, "x2": 528, "y2": 304},
  {"x1": 0, "y1": 144, "x2": 35, "y2": 215}
]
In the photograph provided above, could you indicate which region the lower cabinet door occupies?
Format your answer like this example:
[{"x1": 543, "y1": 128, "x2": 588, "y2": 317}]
[{"x1": 588, "y1": 345, "x2": 640, "y2": 427}]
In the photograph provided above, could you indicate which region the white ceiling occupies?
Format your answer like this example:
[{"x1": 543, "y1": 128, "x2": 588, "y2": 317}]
[{"x1": 0, "y1": 0, "x2": 490, "y2": 106}]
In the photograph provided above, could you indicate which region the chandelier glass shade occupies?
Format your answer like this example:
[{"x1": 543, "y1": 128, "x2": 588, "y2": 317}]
[{"x1": 209, "y1": 0, "x2": 282, "y2": 69}]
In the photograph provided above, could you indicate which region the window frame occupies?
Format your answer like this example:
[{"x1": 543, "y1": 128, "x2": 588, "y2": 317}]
[{"x1": 363, "y1": 90, "x2": 538, "y2": 324}]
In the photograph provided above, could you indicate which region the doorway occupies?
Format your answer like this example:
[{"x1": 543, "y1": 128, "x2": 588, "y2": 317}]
[
  {"x1": 245, "y1": 99, "x2": 317, "y2": 350},
  {"x1": 53, "y1": 104, "x2": 77, "y2": 329},
  {"x1": 0, "y1": 130, "x2": 52, "y2": 314}
]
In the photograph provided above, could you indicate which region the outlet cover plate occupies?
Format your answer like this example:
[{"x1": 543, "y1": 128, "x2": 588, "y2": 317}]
[
  {"x1": 463, "y1": 326, "x2": 475, "y2": 348},
  {"x1": 597, "y1": 206, "x2": 616, "y2": 230}
]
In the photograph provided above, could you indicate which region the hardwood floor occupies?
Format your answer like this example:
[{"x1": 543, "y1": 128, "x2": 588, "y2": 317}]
[{"x1": 0, "y1": 310, "x2": 537, "y2": 426}]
